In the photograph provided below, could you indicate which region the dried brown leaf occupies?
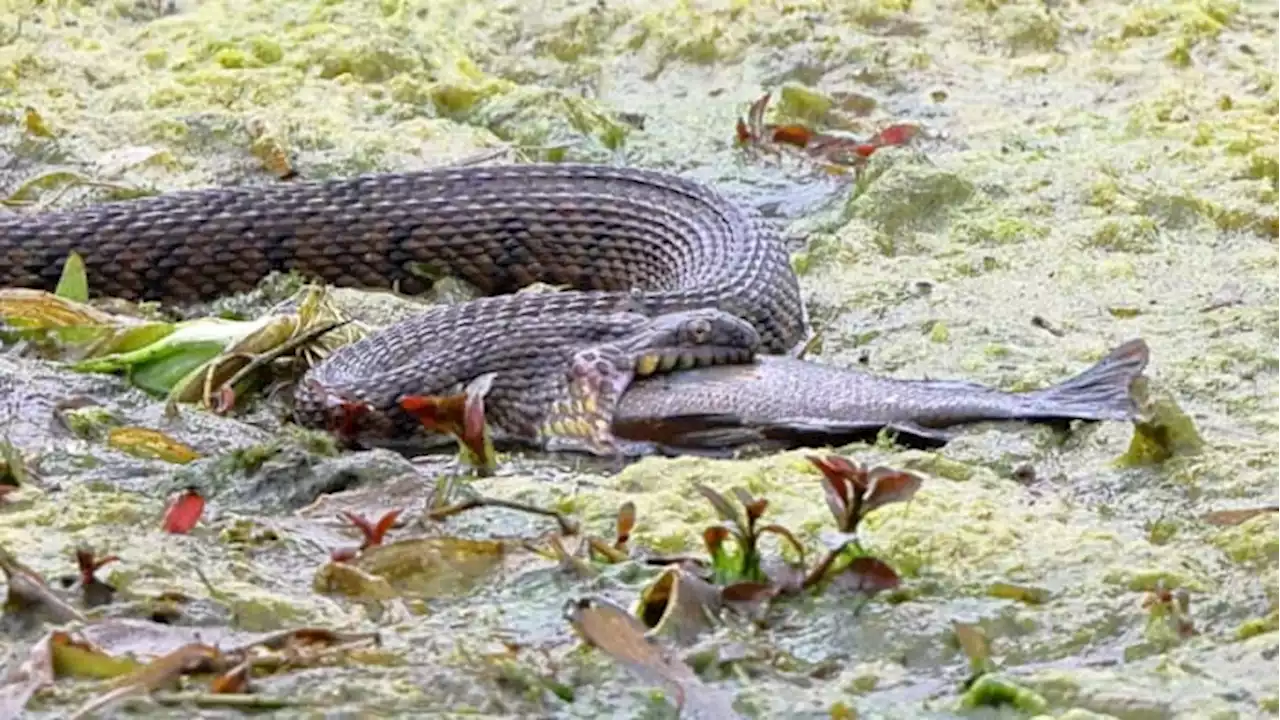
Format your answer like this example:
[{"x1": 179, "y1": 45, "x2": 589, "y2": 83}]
[
  {"x1": 952, "y1": 621, "x2": 991, "y2": 673},
  {"x1": 703, "y1": 526, "x2": 731, "y2": 556},
  {"x1": 615, "y1": 501, "x2": 637, "y2": 549},
  {"x1": 831, "y1": 557, "x2": 900, "y2": 596},
  {"x1": 861, "y1": 467, "x2": 923, "y2": 515},
  {"x1": 68, "y1": 643, "x2": 222, "y2": 720},
  {"x1": 1202, "y1": 506, "x2": 1278, "y2": 526},
  {"x1": 209, "y1": 661, "x2": 251, "y2": 694}
]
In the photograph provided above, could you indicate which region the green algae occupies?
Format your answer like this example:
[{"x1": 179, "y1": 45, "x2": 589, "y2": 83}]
[{"x1": 846, "y1": 152, "x2": 978, "y2": 254}]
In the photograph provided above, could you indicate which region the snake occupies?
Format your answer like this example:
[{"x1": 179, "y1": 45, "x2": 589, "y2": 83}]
[{"x1": 0, "y1": 163, "x2": 809, "y2": 455}]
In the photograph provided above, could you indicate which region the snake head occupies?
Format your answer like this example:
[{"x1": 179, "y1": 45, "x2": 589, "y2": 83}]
[{"x1": 624, "y1": 308, "x2": 760, "y2": 377}]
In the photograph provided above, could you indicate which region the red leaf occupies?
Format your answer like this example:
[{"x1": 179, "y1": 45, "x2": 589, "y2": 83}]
[
  {"x1": 399, "y1": 374, "x2": 495, "y2": 466},
  {"x1": 161, "y1": 489, "x2": 205, "y2": 534},
  {"x1": 770, "y1": 124, "x2": 815, "y2": 148},
  {"x1": 872, "y1": 123, "x2": 919, "y2": 147},
  {"x1": 703, "y1": 526, "x2": 731, "y2": 555},
  {"x1": 339, "y1": 508, "x2": 402, "y2": 550},
  {"x1": 370, "y1": 509, "x2": 403, "y2": 547},
  {"x1": 861, "y1": 467, "x2": 923, "y2": 515},
  {"x1": 721, "y1": 581, "x2": 779, "y2": 606}
]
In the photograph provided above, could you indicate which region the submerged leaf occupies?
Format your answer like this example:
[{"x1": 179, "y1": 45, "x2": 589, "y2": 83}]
[
  {"x1": 565, "y1": 596, "x2": 692, "y2": 707},
  {"x1": 51, "y1": 632, "x2": 143, "y2": 680},
  {"x1": 565, "y1": 596, "x2": 742, "y2": 718},
  {"x1": 68, "y1": 643, "x2": 222, "y2": 720},
  {"x1": 830, "y1": 557, "x2": 900, "y2": 596},
  {"x1": 952, "y1": 621, "x2": 995, "y2": 677},
  {"x1": 347, "y1": 537, "x2": 507, "y2": 599},
  {"x1": 720, "y1": 581, "x2": 780, "y2": 619},
  {"x1": 109, "y1": 427, "x2": 200, "y2": 464},
  {"x1": 312, "y1": 562, "x2": 399, "y2": 601},
  {"x1": 0, "y1": 633, "x2": 55, "y2": 719}
]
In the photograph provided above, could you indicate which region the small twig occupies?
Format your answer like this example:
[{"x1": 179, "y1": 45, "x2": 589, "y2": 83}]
[
  {"x1": 151, "y1": 692, "x2": 302, "y2": 710},
  {"x1": 1030, "y1": 315, "x2": 1065, "y2": 337},
  {"x1": 425, "y1": 495, "x2": 579, "y2": 535}
]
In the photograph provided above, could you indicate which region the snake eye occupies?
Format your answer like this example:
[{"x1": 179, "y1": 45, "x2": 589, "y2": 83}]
[{"x1": 687, "y1": 318, "x2": 712, "y2": 344}]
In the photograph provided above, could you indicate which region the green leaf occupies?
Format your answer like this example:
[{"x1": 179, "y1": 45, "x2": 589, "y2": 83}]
[
  {"x1": 54, "y1": 252, "x2": 89, "y2": 302},
  {"x1": 128, "y1": 342, "x2": 228, "y2": 396}
]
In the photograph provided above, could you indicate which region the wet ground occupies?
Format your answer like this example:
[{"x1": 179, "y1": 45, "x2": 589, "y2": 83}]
[{"x1": 0, "y1": 0, "x2": 1277, "y2": 717}]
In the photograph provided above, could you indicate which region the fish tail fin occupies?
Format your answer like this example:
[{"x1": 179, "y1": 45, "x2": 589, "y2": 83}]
[{"x1": 1022, "y1": 339, "x2": 1150, "y2": 421}]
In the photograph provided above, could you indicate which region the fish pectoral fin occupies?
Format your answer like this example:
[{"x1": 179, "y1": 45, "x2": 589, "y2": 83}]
[
  {"x1": 751, "y1": 417, "x2": 956, "y2": 448},
  {"x1": 882, "y1": 422, "x2": 954, "y2": 447}
]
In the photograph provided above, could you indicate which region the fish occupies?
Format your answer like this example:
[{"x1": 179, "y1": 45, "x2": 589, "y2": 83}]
[{"x1": 611, "y1": 339, "x2": 1150, "y2": 452}]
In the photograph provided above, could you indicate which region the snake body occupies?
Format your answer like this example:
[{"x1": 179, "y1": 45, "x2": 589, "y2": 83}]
[{"x1": 0, "y1": 164, "x2": 808, "y2": 453}]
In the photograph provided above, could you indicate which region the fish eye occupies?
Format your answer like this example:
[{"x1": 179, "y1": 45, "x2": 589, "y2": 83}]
[{"x1": 687, "y1": 318, "x2": 712, "y2": 344}]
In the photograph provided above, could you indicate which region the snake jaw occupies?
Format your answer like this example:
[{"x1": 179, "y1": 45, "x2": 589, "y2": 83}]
[
  {"x1": 539, "y1": 346, "x2": 642, "y2": 456},
  {"x1": 538, "y1": 310, "x2": 759, "y2": 457}
]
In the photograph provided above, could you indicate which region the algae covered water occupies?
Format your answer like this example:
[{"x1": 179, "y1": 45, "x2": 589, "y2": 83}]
[{"x1": 0, "y1": 0, "x2": 1276, "y2": 717}]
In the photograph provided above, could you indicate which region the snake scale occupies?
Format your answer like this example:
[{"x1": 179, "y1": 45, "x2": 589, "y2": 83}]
[{"x1": 0, "y1": 164, "x2": 809, "y2": 454}]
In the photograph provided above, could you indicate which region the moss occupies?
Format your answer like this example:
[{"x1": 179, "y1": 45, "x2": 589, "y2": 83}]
[
  {"x1": 998, "y1": 5, "x2": 1061, "y2": 54},
  {"x1": 847, "y1": 154, "x2": 977, "y2": 252},
  {"x1": 952, "y1": 214, "x2": 1050, "y2": 246},
  {"x1": 1211, "y1": 514, "x2": 1280, "y2": 567},
  {"x1": 473, "y1": 86, "x2": 630, "y2": 158},
  {"x1": 844, "y1": 0, "x2": 914, "y2": 27},
  {"x1": 1235, "y1": 614, "x2": 1278, "y2": 640},
  {"x1": 1086, "y1": 216, "x2": 1159, "y2": 252},
  {"x1": 776, "y1": 84, "x2": 834, "y2": 125},
  {"x1": 430, "y1": 78, "x2": 511, "y2": 116},
  {"x1": 249, "y1": 35, "x2": 284, "y2": 65},
  {"x1": 214, "y1": 48, "x2": 250, "y2": 69},
  {"x1": 792, "y1": 232, "x2": 860, "y2": 277},
  {"x1": 959, "y1": 674, "x2": 1049, "y2": 714},
  {"x1": 1248, "y1": 151, "x2": 1279, "y2": 184}
]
